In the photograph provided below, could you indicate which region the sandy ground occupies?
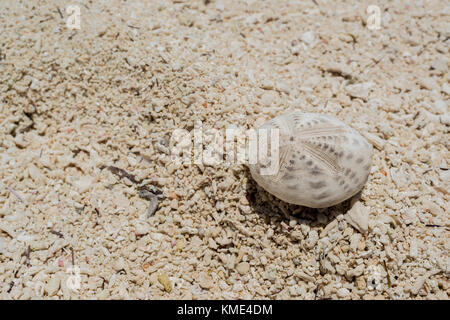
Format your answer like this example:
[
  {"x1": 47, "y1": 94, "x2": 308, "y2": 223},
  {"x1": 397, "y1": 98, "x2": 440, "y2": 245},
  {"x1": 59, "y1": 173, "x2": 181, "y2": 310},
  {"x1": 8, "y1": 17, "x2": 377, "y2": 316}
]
[{"x1": 0, "y1": 0, "x2": 448, "y2": 299}]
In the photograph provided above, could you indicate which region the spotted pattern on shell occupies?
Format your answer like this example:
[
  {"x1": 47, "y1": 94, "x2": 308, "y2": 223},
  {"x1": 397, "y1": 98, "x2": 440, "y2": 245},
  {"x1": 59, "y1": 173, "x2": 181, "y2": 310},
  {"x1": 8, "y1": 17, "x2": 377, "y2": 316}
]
[{"x1": 249, "y1": 111, "x2": 373, "y2": 208}]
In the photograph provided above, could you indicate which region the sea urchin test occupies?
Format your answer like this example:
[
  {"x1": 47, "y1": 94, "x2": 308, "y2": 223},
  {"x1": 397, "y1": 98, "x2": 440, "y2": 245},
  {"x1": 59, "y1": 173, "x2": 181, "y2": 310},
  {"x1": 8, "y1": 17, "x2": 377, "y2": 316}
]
[{"x1": 249, "y1": 111, "x2": 373, "y2": 208}]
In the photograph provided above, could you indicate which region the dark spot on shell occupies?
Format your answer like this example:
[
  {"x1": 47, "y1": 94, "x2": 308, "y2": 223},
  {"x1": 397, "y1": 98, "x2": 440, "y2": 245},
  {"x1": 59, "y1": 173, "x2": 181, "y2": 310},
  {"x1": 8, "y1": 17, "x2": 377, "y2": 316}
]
[
  {"x1": 339, "y1": 180, "x2": 345, "y2": 185},
  {"x1": 287, "y1": 184, "x2": 298, "y2": 190},
  {"x1": 306, "y1": 160, "x2": 313, "y2": 166},
  {"x1": 290, "y1": 137, "x2": 294, "y2": 141},
  {"x1": 283, "y1": 174, "x2": 295, "y2": 180},
  {"x1": 353, "y1": 138, "x2": 360, "y2": 146},
  {"x1": 346, "y1": 153, "x2": 354, "y2": 160},
  {"x1": 311, "y1": 169, "x2": 322, "y2": 176},
  {"x1": 314, "y1": 191, "x2": 330, "y2": 200},
  {"x1": 309, "y1": 181, "x2": 326, "y2": 189},
  {"x1": 350, "y1": 172, "x2": 356, "y2": 179},
  {"x1": 356, "y1": 157, "x2": 364, "y2": 164},
  {"x1": 345, "y1": 168, "x2": 351, "y2": 176},
  {"x1": 323, "y1": 144, "x2": 329, "y2": 150}
]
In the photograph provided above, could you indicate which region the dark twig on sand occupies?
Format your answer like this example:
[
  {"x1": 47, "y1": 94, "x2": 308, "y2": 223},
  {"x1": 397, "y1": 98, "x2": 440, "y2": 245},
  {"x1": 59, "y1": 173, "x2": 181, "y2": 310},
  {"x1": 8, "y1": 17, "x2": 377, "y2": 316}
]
[
  {"x1": 138, "y1": 188, "x2": 161, "y2": 218},
  {"x1": 72, "y1": 147, "x2": 90, "y2": 156},
  {"x1": 57, "y1": 7, "x2": 64, "y2": 19},
  {"x1": 99, "y1": 165, "x2": 140, "y2": 184},
  {"x1": 99, "y1": 164, "x2": 163, "y2": 218},
  {"x1": 68, "y1": 31, "x2": 77, "y2": 40},
  {"x1": 25, "y1": 245, "x2": 31, "y2": 267},
  {"x1": 50, "y1": 229, "x2": 64, "y2": 238},
  {"x1": 146, "y1": 198, "x2": 159, "y2": 217},
  {"x1": 7, "y1": 281, "x2": 14, "y2": 293},
  {"x1": 39, "y1": 16, "x2": 54, "y2": 23}
]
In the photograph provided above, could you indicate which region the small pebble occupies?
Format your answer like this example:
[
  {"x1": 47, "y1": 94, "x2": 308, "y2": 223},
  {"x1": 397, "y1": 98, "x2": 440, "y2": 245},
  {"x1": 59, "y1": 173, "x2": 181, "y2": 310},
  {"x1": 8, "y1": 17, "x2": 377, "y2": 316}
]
[
  {"x1": 356, "y1": 276, "x2": 366, "y2": 290},
  {"x1": 45, "y1": 277, "x2": 60, "y2": 297},
  {"x1": 73, "y1": 176, "x2": 93, "y2": 194},
  {"x1": 305, "y1": 230, "x2": 319, "y2": 249},
  {"x1": 236, "y1": 262, "x2": 250, "y2": 275},
  {"x1": 337, "y1": 287, "x2": 350, "y2": 298},
  {"x1": 157, "y1": 273, "x2": 172, "y2": 293},
  {"x1": 300, "y1": 31, "x2": 315, "y2": 46},
  {"x1": 198, "y1": 272, "x2": 213, "y2": 289},
  {"x1": 442, "y1": 82, "x2": 450, "y2": 95},
  {"x1": 432, "y1": 100, "x2": 447, "y2": 114},
  {"x1": 260, "y1": 256, "x2": 267, "y2": 265},
  {"x1": 345, "y1": 82, "x2": 373, "y2": 100},
  {"x1": 344, "y1": 201, "x2": 369, "y2": 234}
]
